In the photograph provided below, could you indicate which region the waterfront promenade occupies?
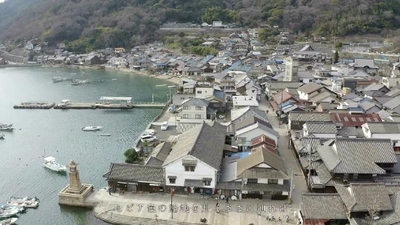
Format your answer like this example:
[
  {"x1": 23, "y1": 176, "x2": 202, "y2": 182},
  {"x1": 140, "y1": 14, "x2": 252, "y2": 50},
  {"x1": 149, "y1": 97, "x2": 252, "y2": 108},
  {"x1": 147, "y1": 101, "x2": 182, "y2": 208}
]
[{"x1": 90, "y1": 189, "x2": 299, "y2": 225}]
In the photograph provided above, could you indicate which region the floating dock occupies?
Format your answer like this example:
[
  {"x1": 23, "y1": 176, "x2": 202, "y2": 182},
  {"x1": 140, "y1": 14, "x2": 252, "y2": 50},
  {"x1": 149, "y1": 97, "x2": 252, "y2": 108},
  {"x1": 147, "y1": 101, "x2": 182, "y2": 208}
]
[
  {"x1": 54, "y1": 103, "x2": 134, "y2": 109},
  {"x1": 14, "y1": 102, "x2": 55, "y2": 109}
]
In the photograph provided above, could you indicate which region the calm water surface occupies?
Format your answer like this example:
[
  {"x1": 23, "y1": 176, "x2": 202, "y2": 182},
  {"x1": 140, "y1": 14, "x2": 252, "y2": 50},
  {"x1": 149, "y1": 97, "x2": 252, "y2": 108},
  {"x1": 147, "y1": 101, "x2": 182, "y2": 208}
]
[{"x1": 0, "y1": 67, "x2": 172, "y2": 224}]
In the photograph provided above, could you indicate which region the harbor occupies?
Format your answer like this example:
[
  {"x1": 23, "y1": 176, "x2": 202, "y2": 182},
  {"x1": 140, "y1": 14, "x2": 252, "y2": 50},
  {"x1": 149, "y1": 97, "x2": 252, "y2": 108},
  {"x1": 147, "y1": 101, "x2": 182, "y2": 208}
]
[{"x1": 14, "y1": 97, "x2": 166, "y2": 110}]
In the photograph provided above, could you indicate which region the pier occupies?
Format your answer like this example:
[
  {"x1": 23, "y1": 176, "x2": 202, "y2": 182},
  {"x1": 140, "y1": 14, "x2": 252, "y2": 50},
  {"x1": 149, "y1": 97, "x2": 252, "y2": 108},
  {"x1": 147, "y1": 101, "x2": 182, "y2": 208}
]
[
  {"x1": 14, "y1": 97, "x2": 166, "y2": 110},
  {"x1": 13, "y1": 102, "x2": 55, "y2": 109}
]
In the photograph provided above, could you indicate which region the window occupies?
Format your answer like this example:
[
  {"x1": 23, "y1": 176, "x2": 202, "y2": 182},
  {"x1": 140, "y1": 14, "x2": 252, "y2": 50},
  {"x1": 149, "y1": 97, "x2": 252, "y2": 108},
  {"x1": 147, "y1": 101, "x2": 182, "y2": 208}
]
[
  {"x1": 247, "y1": 178, "x2": 257, "y2": 183},
  {"x1": 195, "y1": 114, "x2": 201, "y2": 119},
  {"x1": 195, "y1": 106, "x2": 202, "y2": 110},
  {"x1": 183, "y1": 106, "x2": 189, "y2": 110},
  {"x1": 181, "y1": 97, "x2": 185, "y2": 100},
  {"x1": 185, "y1": 166, "x2": 195, "y2": 171},
  {"x1": 268, "y1": 179, "x2": 278, "y2": 184},
  {"x1": 183, "y1": 114, "x2": 189, "y2": 118},
  {"x1": 204, "y1": 180, "x2": 211, "y2": 186},
  {"x1": 197, "y1": 91, "x2": 202, "y2": 94},
  {"x1": 169, "y1": 178, "x2": 176, "y2": 184}
]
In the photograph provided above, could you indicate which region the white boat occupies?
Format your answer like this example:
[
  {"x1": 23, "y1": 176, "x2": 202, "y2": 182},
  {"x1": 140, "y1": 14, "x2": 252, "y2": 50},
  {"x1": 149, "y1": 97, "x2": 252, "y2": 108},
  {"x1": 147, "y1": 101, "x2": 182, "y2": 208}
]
[
  {"x1": 0, "y1": 205, "x2": 20, "y2": 218},
  {"x1": 99, "y1": 133, "x2": 111, "y2": 136},
  {"x1": 0, "y1": 123, "x2": 12, "y2": 128},
  {"x1": 156, "y1": 84, "x2": 167, "y2": 87},
  {"x1": 43, "y1": 157, "x2": 67, "y2": 172},
  {"x1": 82, "y1": 126, "x2": 102, "y2": 131},
  {"x1": 52, "y1": 77, "x2": 63, "y2": 83},
  {"x1": 7, "y1": 196, "x2": 39, "y2": 208},
  {"x1": 0, "y1": 218, "x2": 18, "y2": 225},
  {"x1": 0, "y1": 127, "x2": 13, "y2": 131}
]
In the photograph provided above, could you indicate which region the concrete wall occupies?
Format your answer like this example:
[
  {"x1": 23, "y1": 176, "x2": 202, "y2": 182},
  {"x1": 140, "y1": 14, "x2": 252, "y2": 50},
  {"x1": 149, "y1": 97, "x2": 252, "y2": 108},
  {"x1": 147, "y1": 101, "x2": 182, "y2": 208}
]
[{"x1": 179, "y1": 105, "x2": 206, "y2": 119}]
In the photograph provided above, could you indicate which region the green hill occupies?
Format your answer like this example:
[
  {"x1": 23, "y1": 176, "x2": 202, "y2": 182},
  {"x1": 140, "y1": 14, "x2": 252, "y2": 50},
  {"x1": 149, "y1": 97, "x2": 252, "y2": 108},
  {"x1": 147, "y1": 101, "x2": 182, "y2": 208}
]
[{"x1": 0, "y1": 0, "x2": 399, "y2": 51}]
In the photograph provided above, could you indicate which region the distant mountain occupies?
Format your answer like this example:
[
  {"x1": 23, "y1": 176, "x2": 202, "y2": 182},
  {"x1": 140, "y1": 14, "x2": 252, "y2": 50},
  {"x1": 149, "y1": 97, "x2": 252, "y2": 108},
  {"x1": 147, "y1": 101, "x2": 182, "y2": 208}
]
[{"x1": 0, "y1": 0, "x2": 399, "y2": 51}]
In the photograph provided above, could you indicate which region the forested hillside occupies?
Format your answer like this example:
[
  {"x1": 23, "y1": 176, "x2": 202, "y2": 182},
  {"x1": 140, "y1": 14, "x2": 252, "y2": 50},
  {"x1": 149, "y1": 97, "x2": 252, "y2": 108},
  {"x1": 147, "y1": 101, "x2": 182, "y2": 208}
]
[{"x1": 0, "y1": 0, "x2": 399, "y2": 50}]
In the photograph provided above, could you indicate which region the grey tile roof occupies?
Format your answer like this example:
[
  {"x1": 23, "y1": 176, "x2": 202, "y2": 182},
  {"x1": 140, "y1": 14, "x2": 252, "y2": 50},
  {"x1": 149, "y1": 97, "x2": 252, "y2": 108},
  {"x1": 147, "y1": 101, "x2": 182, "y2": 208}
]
[
  {"x1": 384, "y1": 96, "x2": 400, "y2": 109},
  {"x1": 366, "y1": 122, "x2": 400, "y2": 134},
  {"x1": 235, "y1": 115, "x2": 272, "y2": 131},
  {"x1": 243, "y1": 180, "x2": 290, "y2": 192},
  {"x1": 268, "y1": 81, "x2": 300, "y2": 91},
  {"x1": 304, "y1": 122, "x2": 337, "y2": 134},
  {"x1": 104, "y1": 163, "x2": 165, "y2": 183},
  {"x1": 301, "y1": 193, "x2": 347, "y2": 219},
  {"x1": 334, "y1": 182, "x2": 393, "y2": 212},
  {"x1": 377, "y1": 192, "x2": 400, "y2": 225},
  {"x1": 309, "y1": 91, "x2": 335, "y2": 103},
  {"x1": 289, "y1": 112, "x2": 331, "y2": 122},
  {"x1": 231, "y1": 107, "x2": 269, "y2": 124},
  {"x1": 315, "y1": 163, "x2": 332, "y2": 185},
  {"x1": 237, "y1": 147, "x2": 288, "y2": 179},
  {"x1": 317, "y1": 138, "x2": 397, "y2": 174},
  {"x1": 162, "y1": 122, "x2": 226, "y2": 170},
  {"x1": 297, "y1": 83, "x2": 323, "y2": 94},
  {"x1": 336, "y1": 127, "x2": 363, "y2": 137},
  {"x1": 146, "y1": 157, "x2": 164, "y2": 166},
  {"x1": 181, "y1": 98, "x2": 209, "y2": 106}
]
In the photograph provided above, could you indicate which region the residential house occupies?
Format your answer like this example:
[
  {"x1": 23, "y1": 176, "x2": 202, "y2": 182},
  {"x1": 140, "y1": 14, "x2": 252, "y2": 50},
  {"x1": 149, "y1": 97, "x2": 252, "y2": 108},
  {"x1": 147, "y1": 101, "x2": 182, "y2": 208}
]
[
  {"x1": 172, "y1": 93, "x2": 195, "y2": 106},
  {"x1": 251, "y1": 134, "x2": 277, "y2": 153},
  {"x1": 177, "y1": 98, "x2": 210, "y2": 133},
  {"x1": 297, "y1": 83, "x2": 324, "y2": 101},
  {"x1": 303, "y1": 122, "x2": 337, "y2": 139},
  {"x1": 195, "y1": 82, "x2": 214, "y2": 99},
  {"x1": 162, "y1": 122, "x2": 226, "y2": 194},
  {"x1": 85, "y1": 55, "x2": 102, "y2": 65},
  {"x1": 383, "y1": 95, "x2": 400, "y2": 114},
  {"x1": 299, "y1": 193, "x2": 348, "y2": 225},
  {"x1": 334, "y1": 182, "x2": 393, "y2": 218},
  {"x1": 232, "y1": 96, "x2": 258, "y2": 109},
  {"x1": 330, "y1": 112, "x2": 382, "y2": 128},
  {"x1": 230, "y1": 106, "x2": 269, "y2": 125},
  {"x1": 109, "y1": 57, "x2": 127, "y2": 68},
  {"x1": 317, "y1": 138, "x2": 397, "y2": 181},
  {"x1": 288, "y1": 112, "x2": 332, "y2": 130},
  {"x1": 362, "y1": 122, "x2": 400, "y2": 152},
  {"x1": 182, "y1": 67, "x2": 202, "y2": 76},
  {"x1": 269, "y1": 90, "x2": 303, "y2": 120},
  {"x1": 265, "y1": 81, "x2": 300, "y2": 98},
  {"x1": 235, "y1": 116, "x2": 279, "y2": 151},
  {"x1": 362, "y1": 83, "x2": 390, "y2": 98},
  {"x1": 103, "y1": 163, "x2": 165, "y2": 193},
  {"x1": 219, "y1": 146, "x2": 289, "y2": 200}
]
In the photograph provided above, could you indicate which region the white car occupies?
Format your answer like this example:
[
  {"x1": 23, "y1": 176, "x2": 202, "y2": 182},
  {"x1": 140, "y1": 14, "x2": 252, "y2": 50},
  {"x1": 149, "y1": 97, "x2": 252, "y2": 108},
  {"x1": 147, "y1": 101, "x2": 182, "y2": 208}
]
[
  {"x1": 141, "y1": 134, "x2": 156, "y2": 143},
  {"x1": 161, "y1": 122, "x2": 169, "y2": 131}
]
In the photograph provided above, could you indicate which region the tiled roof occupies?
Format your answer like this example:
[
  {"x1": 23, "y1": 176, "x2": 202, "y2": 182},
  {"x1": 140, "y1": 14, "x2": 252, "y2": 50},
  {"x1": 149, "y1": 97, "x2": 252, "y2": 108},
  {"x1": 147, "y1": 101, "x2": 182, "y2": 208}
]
[
  {"x1": 289, "y1": 112, "x2": 331, "y2": 122},
  {"x1": 318, "y1": 138, "x2": 397, "y2": 174},
  {"x1": 298, "y1": 83, "x2": 323, "y2": 94},
  {"x1": 235, "y1": 116, "x2": 272, "y2": 131},
  {"x1": 304, "y1": 122, "x2": 337, "y2": 134},
  {"x1": 162, "y1": 122, "x2": 226, "y2": 170},
  {"x1": 231, "y1": 107, "x2": 269, "y2": 124},
  {"x1": 268, "y1": 81, "x2": 300, "y2": 91},
  {"x1": 330, "y1": 112, "x2": 382, "y2": 127},
  {"x1": 272, "y1": 91, "x2": 294, "y2": 104},
  {"x1": 104, "y1": 163, "x2": 164, "y2": 183},
  {"x1": 251, "y1": 134, "x2": 276, "y2": 147},
  {"x1": 236, "y1": 147, "x2": 288, "y2": 179},
  {"x1": 181, "y1": 98, "x2": 209, "y2": 106},
  {"x1": 243, "y1": 180, "x2": 290, "y2": 192},
  {"x1": 336, "y1": 127, "x2": 363, "y2": 138},
  {"x1": 365, "y1": 122, "x2": 400, "y2": 134},
  {"x1": 384, "y1": 96, "x2": 400, "y2": 109},
  {"x1": 378, "y1": 192, "x2": 400, "y2": 225},
  {"x1": 301, "y1": 193, "x2": 347, "y2": 219},
  {"x1": 334, "y1": 182, "x2": 393, "y2": 212}
]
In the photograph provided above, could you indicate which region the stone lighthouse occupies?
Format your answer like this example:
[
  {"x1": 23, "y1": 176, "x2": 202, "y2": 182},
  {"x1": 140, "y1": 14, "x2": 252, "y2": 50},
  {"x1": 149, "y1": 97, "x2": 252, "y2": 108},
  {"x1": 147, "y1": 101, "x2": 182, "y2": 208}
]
[{"x1": 59, "y1": 160, "x2": 94, "y2": 207}]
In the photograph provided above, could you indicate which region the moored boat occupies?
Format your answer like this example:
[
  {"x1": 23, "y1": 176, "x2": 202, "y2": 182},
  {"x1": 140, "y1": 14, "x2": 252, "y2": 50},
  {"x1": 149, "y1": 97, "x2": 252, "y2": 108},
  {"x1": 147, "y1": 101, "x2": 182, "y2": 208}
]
[
  {"x1": 0, "y1": 205, "x2": 20, "y2": 218},
  {"x1": 82, "y1": 126, "x2": 102, "y2": 131},
  {"x1": 0, "y1": 217, "x2": 18, "y2": 225},
  {"x1": 43, "y1": 157, "x2": 67, "y2": 172},
  {"x1": 7, "y1": 196, "x2": 39, "y2": 208},
  {"x1": 0, "y1": 134, "x2": 4, "y2": 139}
]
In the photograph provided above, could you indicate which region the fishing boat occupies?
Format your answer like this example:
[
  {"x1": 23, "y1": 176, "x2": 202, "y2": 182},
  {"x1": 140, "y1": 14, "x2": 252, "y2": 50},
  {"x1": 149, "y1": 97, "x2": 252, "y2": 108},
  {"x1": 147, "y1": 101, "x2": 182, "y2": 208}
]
[
  {"x1": 43, "y1": 157, "x2": 67, "y2": 172},
  {"x1": 7, "y1": 196, "x2": 39, "y2": 208},
  {"x1": 0, "y1": 123, "x2": 12, "y2": 128},
  {"x1": 0, "y1": 127, "x2": 13, "y2": 132},
  {"x1": 0, "y1": 217, "x2": 18, "y2": 225},
  {"x1": 82, "y1": 126, "x2": 102, "y2": 131}
]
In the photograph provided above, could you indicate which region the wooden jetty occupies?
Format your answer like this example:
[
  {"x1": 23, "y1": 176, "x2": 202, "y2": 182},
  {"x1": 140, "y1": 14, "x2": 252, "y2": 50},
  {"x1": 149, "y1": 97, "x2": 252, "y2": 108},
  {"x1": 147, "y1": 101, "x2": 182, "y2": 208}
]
[{"x1": 14, "y1": 102, "x2": 55, "y2": 109}]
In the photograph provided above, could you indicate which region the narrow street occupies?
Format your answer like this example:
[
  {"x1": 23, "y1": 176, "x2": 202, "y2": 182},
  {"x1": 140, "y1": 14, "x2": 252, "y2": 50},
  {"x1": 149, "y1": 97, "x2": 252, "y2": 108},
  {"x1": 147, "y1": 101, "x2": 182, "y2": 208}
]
[{"x1": 258, "y1": 94, "x2": 308, "y2": 209}]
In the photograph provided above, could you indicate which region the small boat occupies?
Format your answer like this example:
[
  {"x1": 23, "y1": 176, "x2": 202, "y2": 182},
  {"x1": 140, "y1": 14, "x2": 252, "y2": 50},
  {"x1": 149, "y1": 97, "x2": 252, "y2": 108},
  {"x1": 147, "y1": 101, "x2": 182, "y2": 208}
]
[
  {"x1": 99, "y1": 133, "x2": 111, "y2": 136},
  {"x1": 112, "y1": 79, "x2": 117, "y2": 81},
  {"x1": 7, "y1": 196, "x2": 39, "y2": 209},
  {"x1": 0, "y1": 127, "x2": 13, "y2": 132},
  {"x1": 82, "y1": 126, "x2": 102, "y2": 131},
  {"x1": 0, "y1": 217, "x2": 18, "y2": 225},
  {"x1": 0, "y1": 123, "x2": 12, "y2": 128},
  {"x1": 168, "y1": 85, "x2": 176, "y2": 88},
  {"x1": 156, "y1": 84, "x2": 167, "y2": 87},
  {"x1": 43, "y1": 157, "x2": 67, "y2": 172},
  {"x1": 52, "y1": 77, "x2": 63, "y2": 83},
  {"x1": 0, "y1": 134, "x2": 4, "y2": 139},
  {"x1": 0, "y1": 205, "x2": 20, "y2": 218}
]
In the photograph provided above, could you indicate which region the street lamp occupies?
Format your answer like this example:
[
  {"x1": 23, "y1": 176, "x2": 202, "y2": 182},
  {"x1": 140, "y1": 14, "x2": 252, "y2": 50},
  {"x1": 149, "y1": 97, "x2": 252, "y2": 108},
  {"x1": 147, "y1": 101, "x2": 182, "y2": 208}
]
[{"x1": 168, "y1": 86, "x2": 177, "y2": 102}]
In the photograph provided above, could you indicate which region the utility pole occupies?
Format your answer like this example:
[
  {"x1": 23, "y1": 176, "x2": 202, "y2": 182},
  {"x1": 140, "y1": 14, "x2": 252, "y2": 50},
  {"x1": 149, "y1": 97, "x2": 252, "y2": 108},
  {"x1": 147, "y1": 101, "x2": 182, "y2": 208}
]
[
  {"x1": 307, "y1": 144, "x2": 312, "y2": 191},
  {"x1": 170, "y1": 188, "x2": 175, "y2": 219},
  {"x1": 288, "y1": 170, "x2": 294, "y2": 204}
]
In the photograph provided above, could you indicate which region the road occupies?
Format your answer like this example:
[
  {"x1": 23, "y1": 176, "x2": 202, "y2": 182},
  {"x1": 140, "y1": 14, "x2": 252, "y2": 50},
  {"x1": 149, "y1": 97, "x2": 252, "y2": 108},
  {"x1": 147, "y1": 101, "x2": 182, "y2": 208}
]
[{"x1": 258, "y1": 94, "x2": 308, "y2": 209}]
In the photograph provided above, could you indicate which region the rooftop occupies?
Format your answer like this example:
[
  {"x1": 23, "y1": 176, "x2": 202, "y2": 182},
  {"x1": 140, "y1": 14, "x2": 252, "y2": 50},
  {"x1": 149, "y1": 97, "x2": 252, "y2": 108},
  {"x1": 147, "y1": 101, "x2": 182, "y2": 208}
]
[
  {"x1": 103, "y1": 163, "x2": 164, "y2": 183},
  {"x1": 301, "y1": 193, "x2": 347, "y2": 219}
]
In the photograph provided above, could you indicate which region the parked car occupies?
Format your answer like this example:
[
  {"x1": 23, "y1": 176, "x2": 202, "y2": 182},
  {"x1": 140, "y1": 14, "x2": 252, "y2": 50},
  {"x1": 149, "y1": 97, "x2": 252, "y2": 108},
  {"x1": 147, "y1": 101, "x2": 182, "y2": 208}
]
[
  {"x1": 141, "y1": 134, "x2": 156, "y2": 143},
  {"x1": 144, "y1": 129, "x2": 156, "y2": 136},
  {"x1": 161, "y1": 122, "x2": 169, "y2": 131}
]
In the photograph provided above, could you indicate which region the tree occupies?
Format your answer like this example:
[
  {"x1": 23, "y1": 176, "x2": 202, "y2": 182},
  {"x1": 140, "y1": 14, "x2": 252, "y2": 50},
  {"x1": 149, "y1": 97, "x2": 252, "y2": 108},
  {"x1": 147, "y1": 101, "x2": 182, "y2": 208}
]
[
  {"x1": 333, "y1": 50, "x2": 339, "y2": 64},
  {"x1": 124, "y1": 148, "x2": 140, "y2": 164},
  {"x1": 334, "y1": 42, "x2": 343, "y2": 49}
]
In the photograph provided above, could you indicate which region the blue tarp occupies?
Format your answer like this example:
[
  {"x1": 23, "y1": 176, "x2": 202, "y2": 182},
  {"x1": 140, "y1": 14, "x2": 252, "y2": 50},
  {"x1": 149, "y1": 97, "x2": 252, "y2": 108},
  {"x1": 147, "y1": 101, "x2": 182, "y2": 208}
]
[{"x1": 231, "y1": 152, "x2": 250, "y2": 158}]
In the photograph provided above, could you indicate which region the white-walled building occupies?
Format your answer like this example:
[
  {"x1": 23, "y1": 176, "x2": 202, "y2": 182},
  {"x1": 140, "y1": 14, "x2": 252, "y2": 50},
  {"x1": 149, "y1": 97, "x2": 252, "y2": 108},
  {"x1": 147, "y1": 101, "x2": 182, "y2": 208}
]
[
  {"x1": 232, "y1": 96, "x2": 259, "y2": 109},
  {"x1": 162, "y1": 122, "x2": 226, "y2": 194}
]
